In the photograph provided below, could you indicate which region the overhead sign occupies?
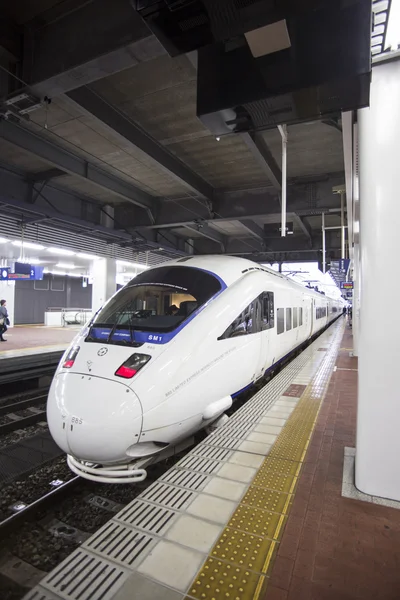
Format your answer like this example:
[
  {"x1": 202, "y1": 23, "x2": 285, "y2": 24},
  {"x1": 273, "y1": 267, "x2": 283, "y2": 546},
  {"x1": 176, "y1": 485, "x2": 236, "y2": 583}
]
[
  {"x1": 340, "y1": 281, "x2": 354, "y2": 290},
  {"x1": 0, "y1": 268, "x2": 9, "y2": 281},
  {"x1": 339, "y1": 259, "x2": 350, "y2": 273},
  {"x1": 9, "y1": 262, "x2": 44, "y2": 280}
]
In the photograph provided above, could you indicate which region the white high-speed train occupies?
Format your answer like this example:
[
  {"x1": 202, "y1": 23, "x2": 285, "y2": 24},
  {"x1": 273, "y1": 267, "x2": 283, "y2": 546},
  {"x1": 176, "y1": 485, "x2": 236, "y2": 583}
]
[{"x1": 47, "y1": 256, "x2": 343, "y2": 483}]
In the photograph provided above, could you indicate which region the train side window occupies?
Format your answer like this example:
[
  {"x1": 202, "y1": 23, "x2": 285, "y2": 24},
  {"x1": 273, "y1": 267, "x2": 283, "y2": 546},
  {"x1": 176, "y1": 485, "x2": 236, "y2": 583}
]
[
  {"x1": 261, "y1": 292, "x2": 275, "y2": 330},
  {"x1": 218, "y1": 301, "x2": 255, "y2": 339},
  {"x1": 277, "y1": 308, "x2": 285, "y2": 334},
  {"x1": 286, "y1": 308, "x2": 292, "y2": 331},
  {"x1": 299, "y1": 307, "x2": 303, "y2": 326},
  {"x1": 293, "y1": 307, "x2": 298, "y2": 328}
]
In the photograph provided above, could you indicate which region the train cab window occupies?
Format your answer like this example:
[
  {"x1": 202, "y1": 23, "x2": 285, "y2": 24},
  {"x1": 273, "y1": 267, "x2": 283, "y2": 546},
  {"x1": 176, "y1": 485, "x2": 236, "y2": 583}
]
[
  {"x1": 277, "y1": 308, "x2": 285, "y2": 334},
  {"x1": 261, "y1": 292, "x2": 275, "y2": 330},
  {"x1": 299, "y1": 307, "x2": 303, "y2": 326},
  {"x1": 219, "y1": 301, "x2": 255, "y2": 339},
  {"x1": 286, "y1": 308, "x2": 292, "y2": 331},
  {"x1": 293, "y1": 307, "x2": 298, "y2": 328},
  {"x1": 87, "y1": 265, "x2": 222, "y2": 345}
]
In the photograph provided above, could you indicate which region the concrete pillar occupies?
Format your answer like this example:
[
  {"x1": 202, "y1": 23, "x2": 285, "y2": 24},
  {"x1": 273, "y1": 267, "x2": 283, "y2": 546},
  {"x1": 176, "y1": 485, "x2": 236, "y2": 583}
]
[
  {"x1": 356, "y1": 58, "x2": 400, "y2": 501},
  {"x1": 91, "y1": 258, "x2": 117, "y2": 313}
]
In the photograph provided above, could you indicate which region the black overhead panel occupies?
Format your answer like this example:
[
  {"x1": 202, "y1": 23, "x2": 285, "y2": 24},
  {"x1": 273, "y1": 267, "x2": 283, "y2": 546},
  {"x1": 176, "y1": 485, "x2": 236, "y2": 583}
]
[
  {"x1": 135, "y1": 0, "x2": 325, "y2": 57},
  {"x1": 196, "y1": 1, "x2": 372, "y2": 134}
]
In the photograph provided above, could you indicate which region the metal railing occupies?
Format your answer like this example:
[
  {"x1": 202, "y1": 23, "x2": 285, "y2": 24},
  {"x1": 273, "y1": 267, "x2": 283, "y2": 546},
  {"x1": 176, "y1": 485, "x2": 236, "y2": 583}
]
[{"x1": 47, "y1": 307, "x2": 93, "y2": 327}]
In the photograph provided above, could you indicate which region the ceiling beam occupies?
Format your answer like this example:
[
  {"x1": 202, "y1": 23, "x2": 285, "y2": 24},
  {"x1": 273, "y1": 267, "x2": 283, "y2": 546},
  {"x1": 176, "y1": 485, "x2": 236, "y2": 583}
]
[
  {"x1": 0, "y1": 194, "x2": 132, "y2": 242},
  {"x1": 239, "y1": 219, "x2": 266, "y2": 241},
  {"x1": 192, "y1": 229, "x2": 341, "y2": 256},
  {"x1": 67, "y1": 86, "x2": 215, "y2": 202},
  {"x1": 292, "y1": 213, "x2": 313, "y2": 246},
  {"x1": 29, "y1": 168, "x2": 67, "y2": 182},
  {"x1": 119, "y1": 174, "x2": 345, "y2": 229},
  {"x1": 18, "y1": 0, "x2": 166, "y2": 97},
  {"x1": 241, "y1": 132, "x2": 282, "y2": 191},
  {"x1": 184, "y1": 223, "x2": 227, "y2": 251},
  {"x1": 0, "y1": 193, "x2": 187, "y2": 257},
  {"x1": 0, "y1": 119, "x2": 155, "y2": 213}
]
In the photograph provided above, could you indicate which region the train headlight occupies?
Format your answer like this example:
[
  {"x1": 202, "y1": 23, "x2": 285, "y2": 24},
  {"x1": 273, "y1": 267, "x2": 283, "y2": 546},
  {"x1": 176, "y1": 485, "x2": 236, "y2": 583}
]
[
  {"x1": 62, "y1": 346, "x2": 80, "y2": 368},
  {"x1": 115, "y1": 353, "x2": 151, "y2": 379}
]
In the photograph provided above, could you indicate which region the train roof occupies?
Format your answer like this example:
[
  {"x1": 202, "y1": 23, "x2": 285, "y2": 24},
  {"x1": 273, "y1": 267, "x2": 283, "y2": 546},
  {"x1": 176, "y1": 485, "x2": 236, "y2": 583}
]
[{"x1": 151, "y1": 255, "x2": 343, "y2": 303}]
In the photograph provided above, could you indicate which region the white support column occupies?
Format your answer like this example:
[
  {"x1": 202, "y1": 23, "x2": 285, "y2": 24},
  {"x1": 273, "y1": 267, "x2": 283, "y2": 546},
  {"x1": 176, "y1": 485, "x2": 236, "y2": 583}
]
[
  {"x1": 91, "y1": 258, "x2": 117, "y2": 314},
  {"x1": 356, "y1": 58, "x2": 400, "y2": 501},
  {"x1": 352, "y1": 242, "x2": 360, "y2": 357}
]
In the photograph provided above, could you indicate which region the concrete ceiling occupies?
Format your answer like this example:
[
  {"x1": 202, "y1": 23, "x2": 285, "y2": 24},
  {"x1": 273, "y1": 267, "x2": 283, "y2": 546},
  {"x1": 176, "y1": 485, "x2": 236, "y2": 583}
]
[{"x1": 0, "y1": 0, "x2": 349, "y2": 267}]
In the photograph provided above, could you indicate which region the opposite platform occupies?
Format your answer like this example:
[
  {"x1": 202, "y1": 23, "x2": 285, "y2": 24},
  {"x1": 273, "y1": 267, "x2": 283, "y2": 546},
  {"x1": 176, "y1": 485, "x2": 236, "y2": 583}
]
[
  {"x1": 24, "y1": 319, "x2": 344, "y2": 600},
  {"x1": 0, "y1": 326, "x2": 78, "y2": 359}
]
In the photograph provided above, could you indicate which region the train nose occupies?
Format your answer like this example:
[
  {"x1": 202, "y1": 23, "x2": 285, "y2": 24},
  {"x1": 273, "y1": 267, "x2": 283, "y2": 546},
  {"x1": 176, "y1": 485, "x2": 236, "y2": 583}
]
[{"x1": 47, "y1": 373, "x2": 142, "y2": 464}]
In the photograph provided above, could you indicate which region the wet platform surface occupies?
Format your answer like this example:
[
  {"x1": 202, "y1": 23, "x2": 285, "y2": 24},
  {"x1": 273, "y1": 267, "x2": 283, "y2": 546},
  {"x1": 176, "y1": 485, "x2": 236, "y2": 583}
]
[
  {"x1": 0, "y1": 326, "x2": 78, "y2": 358},
  {"x1": 266, "y1": 328, "x2": 400, "y2": 600}
]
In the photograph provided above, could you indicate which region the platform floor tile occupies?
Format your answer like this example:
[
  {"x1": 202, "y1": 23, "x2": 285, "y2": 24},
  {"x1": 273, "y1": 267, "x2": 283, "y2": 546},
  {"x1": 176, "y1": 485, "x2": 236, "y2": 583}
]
[
  {"x1": 137, "y1": 541, "x2": 204, "y2": 592},
  {"x1": 228, "y1": 450, "x2": 264, "y2": 468},
  {"x1": 186, "y1": 493, "x2": 237, "y2": 525},
  {"x1": 202, "y1": 476, "x2": 247, "y2": 501},
  {"x1": 113, "y1": 572, "x2": 184, "y2": 600},
  {"x1": 217, "y1": 462, "x2": 257, "y2": 483},
  {"x1": 165, "y1": 514, "x2": 222, "y2": 553}
]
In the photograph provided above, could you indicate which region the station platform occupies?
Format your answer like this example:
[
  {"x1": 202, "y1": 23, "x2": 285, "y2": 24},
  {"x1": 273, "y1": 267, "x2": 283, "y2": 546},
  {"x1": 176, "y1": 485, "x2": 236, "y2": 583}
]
[
  {"x1": 0, "y1": 326, "x2": 77, "y2": 359},
  {"x1": 23, "y1": 318, "x2": 400, "y2": 600}
]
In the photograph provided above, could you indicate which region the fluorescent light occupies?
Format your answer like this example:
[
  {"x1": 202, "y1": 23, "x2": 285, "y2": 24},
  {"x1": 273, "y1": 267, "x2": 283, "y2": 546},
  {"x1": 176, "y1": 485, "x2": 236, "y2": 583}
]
[
  {"x1": 51, "y1": 270, "x2": 66, "y2": 276},
  {"x1": 55, "y1": 263, "x2": 76, "y2": 269},
  {"x1": 47, "y1": 247, "x2": 75, "y2": 256},
  {"x1": 76, "y1": 253, "x2": 100, "y2": 260},
  {"x1": 12, "y1": 240, "x2": 45, "y2": 250},
  {"x1": 67, "y1": 272, "x2": 83, "y2": 278},
  {"x1": 0, "y1": 238, "x2": 9, "y2": 243}
]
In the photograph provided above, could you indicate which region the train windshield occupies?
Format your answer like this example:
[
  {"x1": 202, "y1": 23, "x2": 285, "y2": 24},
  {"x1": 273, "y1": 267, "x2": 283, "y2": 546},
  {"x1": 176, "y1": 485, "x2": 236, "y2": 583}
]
[{"x1": 87, "y1": 266, "x2": 222, "y2": 345}]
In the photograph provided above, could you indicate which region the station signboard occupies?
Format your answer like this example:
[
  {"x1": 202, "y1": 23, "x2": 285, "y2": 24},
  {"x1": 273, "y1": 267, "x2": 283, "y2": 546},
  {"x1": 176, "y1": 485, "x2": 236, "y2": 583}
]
[
  {"x1": 339, "y1": 259, "x2": 350, "y2": 273},
  {"x1": 8, "y1": 262, "x2": 44, "y2": 280},
  {"x1": 0, "y1": 267, "x2": 9, "y2": 280},
  {"x1": 340, "y1": 281, "x2": 354, "y2": 290}
]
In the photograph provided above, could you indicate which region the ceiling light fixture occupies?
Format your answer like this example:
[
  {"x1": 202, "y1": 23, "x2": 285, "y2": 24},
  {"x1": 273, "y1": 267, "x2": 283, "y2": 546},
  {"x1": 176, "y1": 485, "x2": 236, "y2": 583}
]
[
  {"x1": 47, "y1": 247, "x2": 75, "y2": 256},
  {"x1": 76, "y1": 253, "x2": 100, "y2": 260},
  {"x1": 0, "y1": 238, "x2": 9, "y2": 243},
  {"x1": 12, "y1": 240, "x2": 45, "y2": 250},
  {"x1": 55, "y1": 263, "x2": 76, "y2": 269}
]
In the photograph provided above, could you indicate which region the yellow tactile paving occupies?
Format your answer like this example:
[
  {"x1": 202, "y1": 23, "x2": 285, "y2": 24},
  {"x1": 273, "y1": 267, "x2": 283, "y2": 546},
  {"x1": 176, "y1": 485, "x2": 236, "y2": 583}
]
[
  {"x1": 211, "y1": 528, "x2": 276, "y2": 574},
  {"x1": 186, "y1": 323, "x2": 343, "y2": 600},
  {"x1": 188, "y1": 557, "x2": 269, "y2": 600},
  {"x1": 252, "y1": 469, "x2": 297, "y2": 494},
  {"x1": 228, "y1": 505, "x2": 286, "y2": 539},
  {"x1": 241, "y1": 486, "x2": 291, "y2": 514}
]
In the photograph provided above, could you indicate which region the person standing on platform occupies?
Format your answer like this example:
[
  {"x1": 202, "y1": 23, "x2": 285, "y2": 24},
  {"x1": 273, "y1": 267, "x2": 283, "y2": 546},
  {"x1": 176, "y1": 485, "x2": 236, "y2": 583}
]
[{"x1": 0, "y1": 299, "x2": 9, "y2": 342}]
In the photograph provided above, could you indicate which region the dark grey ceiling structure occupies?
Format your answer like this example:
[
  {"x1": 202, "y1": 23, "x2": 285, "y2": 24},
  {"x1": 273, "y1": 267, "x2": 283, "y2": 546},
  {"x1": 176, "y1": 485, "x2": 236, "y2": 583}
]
[{"x1": 0, "y1": 0, "x2": 375, "y2": 269}]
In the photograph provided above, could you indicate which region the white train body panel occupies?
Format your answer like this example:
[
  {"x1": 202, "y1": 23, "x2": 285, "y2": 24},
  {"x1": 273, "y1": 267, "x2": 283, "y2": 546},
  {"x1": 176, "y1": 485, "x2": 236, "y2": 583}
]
[{"x1": 47, "y1": 256, "x2": 343, "y2": 477}]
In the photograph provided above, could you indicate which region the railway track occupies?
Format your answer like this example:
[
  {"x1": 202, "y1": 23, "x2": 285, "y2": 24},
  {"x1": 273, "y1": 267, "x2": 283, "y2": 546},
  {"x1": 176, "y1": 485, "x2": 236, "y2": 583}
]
[{"x1": 0, "y1": 393, "x2": 48, "y2": 436}]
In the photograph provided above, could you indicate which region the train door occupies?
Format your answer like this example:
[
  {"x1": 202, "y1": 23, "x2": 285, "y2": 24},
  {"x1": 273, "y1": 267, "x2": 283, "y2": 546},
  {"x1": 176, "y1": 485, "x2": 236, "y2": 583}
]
[
  {"x1": 306, "y1": 298, "x2": 314, "y2": 338},
  {"x1": 254, "y1": 292, "x2": 273, "y2": 380}
]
